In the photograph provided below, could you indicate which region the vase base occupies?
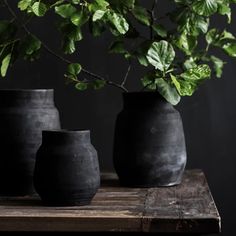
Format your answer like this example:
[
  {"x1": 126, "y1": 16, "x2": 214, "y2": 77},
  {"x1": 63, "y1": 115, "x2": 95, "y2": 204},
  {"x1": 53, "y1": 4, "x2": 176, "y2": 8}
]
[{"x1": 41, "y1": 198, "x2": 92, "y2": 206}]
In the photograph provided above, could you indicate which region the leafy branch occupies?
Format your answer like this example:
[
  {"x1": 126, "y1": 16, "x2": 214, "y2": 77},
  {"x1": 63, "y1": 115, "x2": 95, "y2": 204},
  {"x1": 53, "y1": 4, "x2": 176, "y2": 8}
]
[
  {"x1": 2, "y1": 0, "x2": 128, "y2": 92},
  {"x1": 1, "y1": 0, "x2": 236, "y2": 105}
]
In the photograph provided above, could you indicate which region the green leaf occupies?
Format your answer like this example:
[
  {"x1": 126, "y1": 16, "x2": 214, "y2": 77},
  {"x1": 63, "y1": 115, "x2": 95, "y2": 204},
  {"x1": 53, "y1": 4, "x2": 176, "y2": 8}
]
[
  {"x1": 210, "y1": 56, "x2": 224, "y2": 78},
  {"x1": 170, "y1": 74, "x2": 181, "y2": 95},
  {"x1": 181, "y1": 64, "x2": 211, "y2": 81},
  {"x1": 71, "y1": 9, "x2": 90, "y2": 26},
  {"x1": 192, "y1": 0, "x2": 218, "y2": 16},
  {"x1": 109, "y1": 41, "x2": 126, "y2": 54},
  {"x1": 72, "y1": 0, "x2": 80, "y2": 4},
  {"x1": 205, "y1": 28, "x2": 218, "y2": 44},
  {"x1": 218, "y1": 3, "x2": 231, "y2": 23},
  {"x1": 95, "y1": 0, "x2": 109, "y2": 9},
  {"x1": 20, "y1": 35, "x2": 41, "y2": 56},
  {"x1": 1, "y1": 53, "x2": 11, "y2": 77},
  {"x1": 134, "y1": 41, "x2": 152, "y2": 67},
  {"x1": 55, "y1": 4, "x2": 77, "y2": 18},
  {"x1": 223, "y1": 42, "x2": 236, "y2": 57},
  {"x1": 146, "y1": 41, "x2": 175, "y2": 71},
  {"x1": 194, "y1": 15, "x2": 209, "y2": 34},
  {"x1": 88, "y1": 0, "x2": 109, "y2": 12},
  {"x1": 75, "y1": 82, "x2": 88, "y2": 90},
  {"x1": 32, "y1": 2, "x2": 47, "y2": 17},
  {"x1": 67, "y1": 63, "x2": 82, "y2": 76},
  {"x1": 171, "y1": 8, "x2": 209, "y2": 36},
  {"x1": 141, "y1": 72, "x2": 156, "y2": 89},
  {"x1": 63, "y1": 38, "x2": 76, "y2": 54},
  {"x1": 155, "y1": 78, "x2": 181, "y2": 105},
  {"x1": 175, "y1": 33, "x2": 197, "y2": 55},
  {"x1": 58, "y1": 21, "x2": 83, "y2": 54},
  {"x1": 18, "y1": 0, "x2": 32, "y2": 11},
  {"x1": 108, "y1": 0, "x2": 135, "y2": 13},
  {"x1": 92, "y1": 80, "x2": 106, "y2": 89},
  {"x1": 132, "y1": 6, "x2": 150, "y2": 26},
  {"x1": 152, "y1": 24, "x2": 167, "y2": 38},
  {"x1": 137, "y1": 54, "x2": 149, "y2": 67},
  {"x1": 206, "y1": 29, "x2": 235, "y2": 46},
  {"x1": 92, "y1": 10, "x2": 106, "y2": 21},
  {"x1": 106, "y1": 11, "x2": 129, "y2": 35},
  {"x1": 89, "y1": 20, "x2": 106, "y2": 37},
  {"x1": 172, "y1": 64, "x2": 211, "y2": 96},
  {"x1": 183, "y1": 57, "x2": 197, "y2": 70}
]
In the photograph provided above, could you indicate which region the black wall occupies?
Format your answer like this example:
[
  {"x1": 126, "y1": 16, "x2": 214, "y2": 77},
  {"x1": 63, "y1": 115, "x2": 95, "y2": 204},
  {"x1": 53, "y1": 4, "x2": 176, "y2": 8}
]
[{"x1": 1, "y1": 1, "x2": 236, "y2": 235}]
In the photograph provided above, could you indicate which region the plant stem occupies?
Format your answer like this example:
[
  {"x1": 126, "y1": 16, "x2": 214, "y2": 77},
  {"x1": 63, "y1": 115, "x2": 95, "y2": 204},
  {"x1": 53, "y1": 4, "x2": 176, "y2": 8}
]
[
  {"x1": 3, "y1": 0, "x2": 128, "y2": 93},
  {"x1": 3, "y1": 0, "x2": 17, "y2": 20},
  {"x1": 150, "y1": 0, "x2": 158, "y2": 40},
  {"x1": 40, "y1": 42, "x2": 128, "y2": 91},
  {"x1": 121, "y1": 61, "x2": 131, "y2": 87},
  {"x1": 0, "y1": 39, "x2": 20, "y2": 48}
]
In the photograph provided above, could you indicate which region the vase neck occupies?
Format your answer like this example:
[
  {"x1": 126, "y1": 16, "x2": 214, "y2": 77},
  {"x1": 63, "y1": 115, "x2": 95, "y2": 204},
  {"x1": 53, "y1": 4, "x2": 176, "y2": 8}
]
[{"x1": 122, "y1": 92, "x2": 172, "y2": 109}]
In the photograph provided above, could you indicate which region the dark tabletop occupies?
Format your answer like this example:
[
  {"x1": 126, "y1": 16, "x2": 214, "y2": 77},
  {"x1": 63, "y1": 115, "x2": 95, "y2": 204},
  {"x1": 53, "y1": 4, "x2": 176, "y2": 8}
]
[{"x1": 0, "y1": 169, "x2": 221, "y2": 233}]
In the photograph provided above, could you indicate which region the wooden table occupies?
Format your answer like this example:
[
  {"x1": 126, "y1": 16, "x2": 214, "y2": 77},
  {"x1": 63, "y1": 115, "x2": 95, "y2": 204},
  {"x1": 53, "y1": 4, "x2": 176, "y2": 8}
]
[{"x1": 0, "y1": 169, "x2": 220, "y2": 234}]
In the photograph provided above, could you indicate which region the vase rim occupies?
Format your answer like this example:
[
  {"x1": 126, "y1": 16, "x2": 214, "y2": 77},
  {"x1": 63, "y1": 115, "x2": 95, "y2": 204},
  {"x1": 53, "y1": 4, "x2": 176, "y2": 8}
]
[
  {"x1": 42, "y1": 129, "x2": 90, "y2": 134},
  {"x1": 122, "y1": 91, "x2": 161, "y2": 95},
  {"x1": 0, "y1": 89, "x2": 54, "y2": 92}
]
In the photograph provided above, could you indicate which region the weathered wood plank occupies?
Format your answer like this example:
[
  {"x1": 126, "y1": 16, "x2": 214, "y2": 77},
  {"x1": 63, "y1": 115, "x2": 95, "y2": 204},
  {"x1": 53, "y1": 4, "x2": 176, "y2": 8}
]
[
  {"x1": 0, "y1": 170, "x2": 221, "y2": 233},
  {"x1": 142, "y1": 170, "x2": 221, "y2": 233}
]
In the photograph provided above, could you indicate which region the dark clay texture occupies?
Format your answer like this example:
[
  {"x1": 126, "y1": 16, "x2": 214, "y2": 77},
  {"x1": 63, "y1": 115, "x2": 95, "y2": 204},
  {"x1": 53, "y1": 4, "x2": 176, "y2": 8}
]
[
  {"x1": 113, "y1": 92, "x2": 187, "y2": 187},
  {"x1": 34, "y1": 130, "x2": 100, "y2": 206},
  {"x1": 0, "y1": 89, "x2": 61, "y2": 196}
]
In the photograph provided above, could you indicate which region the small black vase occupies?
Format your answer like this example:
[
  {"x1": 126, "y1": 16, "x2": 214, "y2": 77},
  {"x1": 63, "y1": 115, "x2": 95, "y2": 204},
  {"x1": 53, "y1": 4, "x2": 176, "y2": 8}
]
[
  {"x1": 0, "y1": 89, "x2": 60, "y2": 196},
  {"x1": 34, "y1": 130, "x2": 100, "y2": 206},
  {"x1": 113, "y1": 92, "x2": 187, "y2": 187}
]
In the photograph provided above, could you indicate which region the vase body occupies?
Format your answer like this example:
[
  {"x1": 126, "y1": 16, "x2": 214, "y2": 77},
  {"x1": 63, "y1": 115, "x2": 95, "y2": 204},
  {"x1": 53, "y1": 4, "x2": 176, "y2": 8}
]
[
  {"x1": 0, "y1": 89, "x2": 60, "y2": 196},
  {"x1": 113, "y1": 92, "x2": 187, "y2": 187},
  {"x1": 34, "y1": 130, "x2": 100, "y2": 206}
]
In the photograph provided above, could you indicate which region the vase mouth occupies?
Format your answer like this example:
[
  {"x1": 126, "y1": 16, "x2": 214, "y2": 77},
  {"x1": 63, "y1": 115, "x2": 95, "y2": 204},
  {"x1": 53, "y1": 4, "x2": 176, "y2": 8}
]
[
  {"x1": 122, "y1": 91, "x2": 168, "y2": 107},
  {"x1": 0, "y1": 88, "x2": 54, "y2": 93},
  {"x1": 42, "y1": 129, "x2": 91, "y2": 144},
  {"x1": 42, "y1": 129, "x2": 90, "y2": 134},
  {"x1": 0, "y1": 89, "x2": 55, "y2": 107},
  {"x1": 123, "y1": 91, "x2": 163, "y2": 96}
]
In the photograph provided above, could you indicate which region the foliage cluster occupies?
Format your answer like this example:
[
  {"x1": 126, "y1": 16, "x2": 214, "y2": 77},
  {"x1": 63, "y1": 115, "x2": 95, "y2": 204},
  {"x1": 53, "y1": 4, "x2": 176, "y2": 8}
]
[{"x1": 1, "y1": 0, "x2": 236, "y2": 104}]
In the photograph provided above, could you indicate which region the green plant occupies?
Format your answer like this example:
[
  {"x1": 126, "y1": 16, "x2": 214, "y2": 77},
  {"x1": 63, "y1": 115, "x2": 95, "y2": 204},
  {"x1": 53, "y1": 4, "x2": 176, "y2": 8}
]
[{"x1": 1, "y1": 0, "x2": 236, "y2": 104}]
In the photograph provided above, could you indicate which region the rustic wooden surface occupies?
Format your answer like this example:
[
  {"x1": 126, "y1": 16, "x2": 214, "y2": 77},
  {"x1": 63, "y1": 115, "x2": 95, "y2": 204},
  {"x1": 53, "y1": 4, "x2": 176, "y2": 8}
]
[{"x1": 0, "y1": 169, "x2": 221, "y2": 233}]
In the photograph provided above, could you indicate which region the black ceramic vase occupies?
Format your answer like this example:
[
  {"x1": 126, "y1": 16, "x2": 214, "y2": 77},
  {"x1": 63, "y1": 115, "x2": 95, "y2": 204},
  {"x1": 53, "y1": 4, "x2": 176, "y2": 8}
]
[
  {"x1": 113, "y1": 92, "x2": 187, "y2": 187},
  {"x1": 0, "y1": 89, "x2": 60, "y2": 196},
  {"x1": 34, "y1": 130, "x2": 100, "y2": 206}
]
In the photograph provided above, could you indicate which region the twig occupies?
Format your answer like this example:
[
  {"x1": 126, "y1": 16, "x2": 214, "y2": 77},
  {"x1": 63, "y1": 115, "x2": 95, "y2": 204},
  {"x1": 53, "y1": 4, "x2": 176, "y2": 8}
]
[
  {"x1": 3, "y1": 0, "x2": 128, "y2": 92},
  {"x1": 121, "y1": 62, "x2": 131, "y2": 87},
  {"x1": 3, "y1": 0, "x2": 17, "y2": 20},
  {"x1": 0, "y1": 39, "x2": 20, "y2": 48},
  {"x1": 150, "y1": 0, "x2": 158, "y2": 39}
]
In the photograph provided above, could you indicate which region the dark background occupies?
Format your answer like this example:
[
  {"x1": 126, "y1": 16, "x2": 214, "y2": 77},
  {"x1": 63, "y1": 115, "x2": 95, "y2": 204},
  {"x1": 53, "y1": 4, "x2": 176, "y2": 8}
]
[{"x1": 1, "y1": 1, "x2": 236, "y2": 235}]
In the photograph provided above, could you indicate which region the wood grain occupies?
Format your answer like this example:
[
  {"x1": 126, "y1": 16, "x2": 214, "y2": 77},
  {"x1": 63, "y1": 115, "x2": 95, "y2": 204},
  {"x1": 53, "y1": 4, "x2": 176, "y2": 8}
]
[{"x1": 0, "y1": 170, "x2": 221, "y2": 233}]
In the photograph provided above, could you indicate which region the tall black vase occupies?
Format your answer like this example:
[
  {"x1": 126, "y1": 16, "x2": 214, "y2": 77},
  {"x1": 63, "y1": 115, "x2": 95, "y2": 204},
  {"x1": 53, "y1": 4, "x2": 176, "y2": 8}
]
[
  {"x1": 113, "y1": 92, "x2": 187, "y2": 187},
  {"x1": 34, "y1": 130, "x2": 100, "y2": 206},
  {"x1": 0, "y1": 89, "x2": 60, "y2": 196}
]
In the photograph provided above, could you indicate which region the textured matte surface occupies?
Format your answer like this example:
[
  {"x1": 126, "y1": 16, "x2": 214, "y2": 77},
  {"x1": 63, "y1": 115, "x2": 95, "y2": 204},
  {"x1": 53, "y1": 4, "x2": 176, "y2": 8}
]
[
  {"x1": 113, "y1": 92, "x2": 187, "y2": 187},
  {"x1": 34, "y1": 130, "x2": 100, "y2": 206},
  {"x1": 0, "y1": 89, "x2": 61, "y2": 196},
  {"x1": 0, "y1": 170, "x2": 220, "y2": 233}
]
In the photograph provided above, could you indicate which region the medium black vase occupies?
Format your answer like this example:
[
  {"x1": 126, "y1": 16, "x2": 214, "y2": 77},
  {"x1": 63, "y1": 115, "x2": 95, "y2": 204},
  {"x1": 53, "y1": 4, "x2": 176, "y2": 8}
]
[
  {"x1": 0, "y1": 89, "x2": 60, "y2": 196},
  {"x1": 34, "y1": 130, "x2": 100, "y2": 206},
  {"x1": 113, "y1": 92, "x2": 187, "y2": 187}
]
